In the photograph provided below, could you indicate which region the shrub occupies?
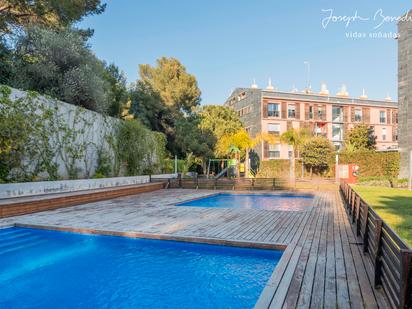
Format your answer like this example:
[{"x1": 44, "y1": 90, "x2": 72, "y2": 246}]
[
  {"x1": 256, "y1": 160, "x2": 290, "y2": 178},
  {"x1": 301, "y1": 136, "x2": 334, "y2": 177},
  {"x1": 338, "y1": 150, "x2": 400, "y2": 177},
  {"x1": 116, "y1": 120, "x2": 166, "y2": 176}
]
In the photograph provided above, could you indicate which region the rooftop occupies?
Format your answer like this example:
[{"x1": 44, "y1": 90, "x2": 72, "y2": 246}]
[{"x1": 227, "y1": 86, "x2": 398, "y2": 108}]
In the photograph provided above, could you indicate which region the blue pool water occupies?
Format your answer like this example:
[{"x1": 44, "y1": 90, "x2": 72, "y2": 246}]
[
  {"x1": 0, "y1": 227, "x2": 282, "y2": 309},
  {"x1": 176, "y1": 193, "x2": 314, "y2": 211}
]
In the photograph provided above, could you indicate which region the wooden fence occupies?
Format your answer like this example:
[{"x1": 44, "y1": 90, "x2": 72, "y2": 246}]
[
  {"x1": 340, "y1": 182, "x2": 412, "y2": 308},
  {"x1": 151, "y1": 176, "x2": 289, "y2": 191}
]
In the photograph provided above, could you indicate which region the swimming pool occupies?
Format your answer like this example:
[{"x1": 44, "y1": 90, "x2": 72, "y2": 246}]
[
  {"x1": 0, "y1": 227, "x2": 282, "y2": 308},
  {"x1": 176, "y1": 193, "x2": 314, "y2": 211}
]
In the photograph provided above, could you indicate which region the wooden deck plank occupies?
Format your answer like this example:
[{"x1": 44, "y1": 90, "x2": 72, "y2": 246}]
[
  {"x1": 296, "y1": 196, "x2": 326, "y2": 308},
  {"x1": 323, "y1": 201, "x2": 337, "y2": 309},
  {"x1": 0, "y1": 189, "x2": 391, "y2": 308},
  {"x1": 336, "y1": 192, "x2": 365, "y2": 309},
  {"x1": 282, "y1": 196, "x2": 325, "y2": 308},
  {"x1": 310, "y1": 196, "x2": 329, "y2": 308}
]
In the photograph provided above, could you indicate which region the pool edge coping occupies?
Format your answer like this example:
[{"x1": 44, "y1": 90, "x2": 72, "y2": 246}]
[{"x1": 12, "y1": 222, "x2": 287, "y2": 251}]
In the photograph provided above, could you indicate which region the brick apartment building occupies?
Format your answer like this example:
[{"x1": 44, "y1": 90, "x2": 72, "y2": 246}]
[{"x1": 224, "y1": 83, "x2": 398, "y2": 160}]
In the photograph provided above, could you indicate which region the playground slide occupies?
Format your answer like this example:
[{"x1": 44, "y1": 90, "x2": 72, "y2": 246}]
[{"x1": 215, "y1": 166, "x2": 229, "y2": 179}]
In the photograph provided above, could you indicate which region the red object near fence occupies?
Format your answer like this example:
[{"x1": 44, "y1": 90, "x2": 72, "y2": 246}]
[{"x1": 337, "y1": 164, "x2": 359, "y2": 184}]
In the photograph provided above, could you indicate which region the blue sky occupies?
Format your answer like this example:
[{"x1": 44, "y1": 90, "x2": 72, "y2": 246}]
[{"x1": 78, "y1": 1, "x2": 411, "y2": 104}]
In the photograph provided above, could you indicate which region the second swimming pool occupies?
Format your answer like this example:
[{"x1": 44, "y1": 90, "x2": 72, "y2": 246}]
[{"x1": 176, "y1": 193, "x2": 314, "y2": 211}]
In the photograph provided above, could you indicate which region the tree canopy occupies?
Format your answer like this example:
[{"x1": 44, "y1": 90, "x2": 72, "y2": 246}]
[
  {"x1": 175, "y1": 115, "x2": 215, "y2": 160},
  {"x1": 139, "y1": 57, "x2": 201, "y2": 114},
  {"x1": 280, "y1": 128, "x2": 311, "y2": 156},
  {"x1": 301, "y1": 136, "x2": 333, "y2": 176},
  {"x1": 0, "y1": 0, "x2": 105, "y2": 35},
  {"x1": 215, "y1": 129, "x2": 254, "y2": 158},
  {"x1": 130, "y1": 57, "x2": 202, "y2": 156},
  {"x1": 198, "y1": 105, "x2": 243, "y2": 140},
  {"x1": 344, "y1": 124, "x2": 376, "y2": 151},
  {"x1": 3, "y1": 26, "x2": 127, "y2": 115}
]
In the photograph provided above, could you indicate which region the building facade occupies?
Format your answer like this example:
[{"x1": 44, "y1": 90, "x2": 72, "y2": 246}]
[
  {"x1": 224, "y1": 85, "x2": 398, "y2": 160},
  {"x1": 398, "y1": 9, "x2": 412, "y2": 179}
]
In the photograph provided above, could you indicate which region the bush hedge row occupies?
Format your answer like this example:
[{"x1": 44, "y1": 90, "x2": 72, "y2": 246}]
[{"x1": 338, "y1": 151, "x2": 400, "y2": 177}]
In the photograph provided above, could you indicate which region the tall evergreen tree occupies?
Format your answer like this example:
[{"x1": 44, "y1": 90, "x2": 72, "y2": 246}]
[{"x1": 0, "y1": 0, "x2": 105, "y2": 35}]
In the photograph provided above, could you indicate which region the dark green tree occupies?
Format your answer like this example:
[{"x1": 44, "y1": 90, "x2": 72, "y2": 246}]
[
  {"x1": 10, "y1": 26, "x2": 111, "y2": 113},
  {"x1": 344, "y1": 124, "x2": 377, "y2": 150},
  {"x1": 130, "y1": 80, "x2": 169, "y2": 132},
  {"x1": 130, "y1": 57, "x2": 202, "y2": 156},
  {"x1": 175, "y1": 115, "x2": 215, "y2": 160},
  {"x1": 139, "y1": 57, "x2": 201, "y2": 114},
  {"x1": 301, "y1": 136, "x2": 334, "y2": 177},
  {"x1": 0, "y1": 0, "x2": 105, "y2": 35},
  {"x1": 103, "y1": 63, "x2": 129, "y2": 117},
  {"x1": 0, "y1": 38, "x2": 13, "y2": 84}
]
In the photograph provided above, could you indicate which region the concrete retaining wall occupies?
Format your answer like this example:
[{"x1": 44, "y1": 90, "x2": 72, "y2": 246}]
[{"x1": 0, "y1": 174, "x2": 177, "y2": 199}]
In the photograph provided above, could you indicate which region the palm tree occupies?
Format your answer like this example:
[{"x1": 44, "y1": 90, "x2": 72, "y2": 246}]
[
  {"x1": 216, "y1": 129, "x2": 278, "y2": 177},
  {"x1": 280, "y1": 128, "x2": 311, "y2": 182}
]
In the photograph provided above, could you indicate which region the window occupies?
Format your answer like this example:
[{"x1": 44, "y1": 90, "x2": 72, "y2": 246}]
[
  {"x1": 380, "y1": 111, "x2": 386, "y2": 124},
  {"x1": 268, "y1": 103, "x2": 280, "y2": 117},
  {"x1": 332, "y1": 124, "x2": 343, "y2": 141},
  {"x1": 332, "y1": 106, "x2": 343, "y2": 122},
  {"x1": 268, "y1": 144, "x2": 280, "y2": 159},
  {"x1": 318, "y1": 106, "x2": 325, "y2": 120},
  {"x1": 309, "y1": 106, "x2": 314, "y2": 119},
  {"x1": 288, "y1": 104, "x2": 296, "y2": 118},
  {"x1": 355, "y1": 108, "x2": 362, "y2": 122},
  {"x1": 238, "y1": 105, "x2": 252, "y2": 117},
  {"x1": 237, "y1": 91, "x2": 247, "y2": 101},
  {"x1": 382, "y1": 128, "x2": 386, "y2": 141},
  {"x1": 268, "y1": 123, "x2": 280, "y2": 136}
]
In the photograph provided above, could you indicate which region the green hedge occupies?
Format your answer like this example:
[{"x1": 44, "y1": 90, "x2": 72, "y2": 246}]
[
  {"x1": 256, "y1": 160, "x2": 290, "y2": 178},
  {"x1": 338, "y1": 151, "x2": 400, "y2": 177}
]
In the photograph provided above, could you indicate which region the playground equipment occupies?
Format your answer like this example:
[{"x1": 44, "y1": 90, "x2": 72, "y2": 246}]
[{"x1": 206, "y1": 159, "x2": 238, "y2": 179}]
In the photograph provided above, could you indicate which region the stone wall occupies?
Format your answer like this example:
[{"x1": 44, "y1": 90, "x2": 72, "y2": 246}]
[
  {"x1": 398, "y1": 10, "x2": 412, "y2": 178},
  {"x1": 8, "y1": 88, "x2": 118, "y2": 179},
  {"x1": 4, "y1": 87, "x2": 164, "y2": 180}
]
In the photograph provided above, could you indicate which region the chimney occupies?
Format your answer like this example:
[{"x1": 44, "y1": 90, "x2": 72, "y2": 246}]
[
  {"x1": 359, "y1": 88, "x2": 368, "y2": 99},
  {"x1": 319, "y1": 82, "x2": 329, "y2": 95},
  {"x1": 385, "y1": 92, "x2": 392, "y2": 102},
  {"x1": 336, "y1": 84, "x2": 349, "y2": 97},
  {"x1": 266, "y1": 78, "x2": 274, "y2": 90},
  {"x1": 251, "y1": 79, "x2": 258, "y2": 89}
]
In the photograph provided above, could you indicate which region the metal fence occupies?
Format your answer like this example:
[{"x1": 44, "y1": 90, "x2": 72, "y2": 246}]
[
  {"x1": 340, "y1": 182, "x2": 412, "y2": 308},
  {"x1": 151, "y1": 176, "x2": 290, "y2": 191}
]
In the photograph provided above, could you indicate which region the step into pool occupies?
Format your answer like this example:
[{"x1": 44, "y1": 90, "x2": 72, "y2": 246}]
[
  {"x1": 0, "y1": 227, "x2": 282, "y2": 308},
  {"x1": 176, "y1": 193, "x2": 314, "y2": 211}
]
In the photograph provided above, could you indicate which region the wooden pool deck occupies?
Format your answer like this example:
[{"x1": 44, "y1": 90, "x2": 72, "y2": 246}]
[{"x1": 0, "y1": 189, "x2": 389, "y2": 308}]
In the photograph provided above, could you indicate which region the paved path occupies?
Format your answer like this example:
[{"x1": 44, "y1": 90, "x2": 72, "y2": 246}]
[{"x1": 0, "y1": 189, "x2": 389, "y2": 308}]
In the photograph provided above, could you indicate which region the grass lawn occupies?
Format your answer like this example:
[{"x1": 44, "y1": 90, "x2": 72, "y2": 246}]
[{"x1": 352, "y1": 185, "x2": 412, "y2": 248}]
